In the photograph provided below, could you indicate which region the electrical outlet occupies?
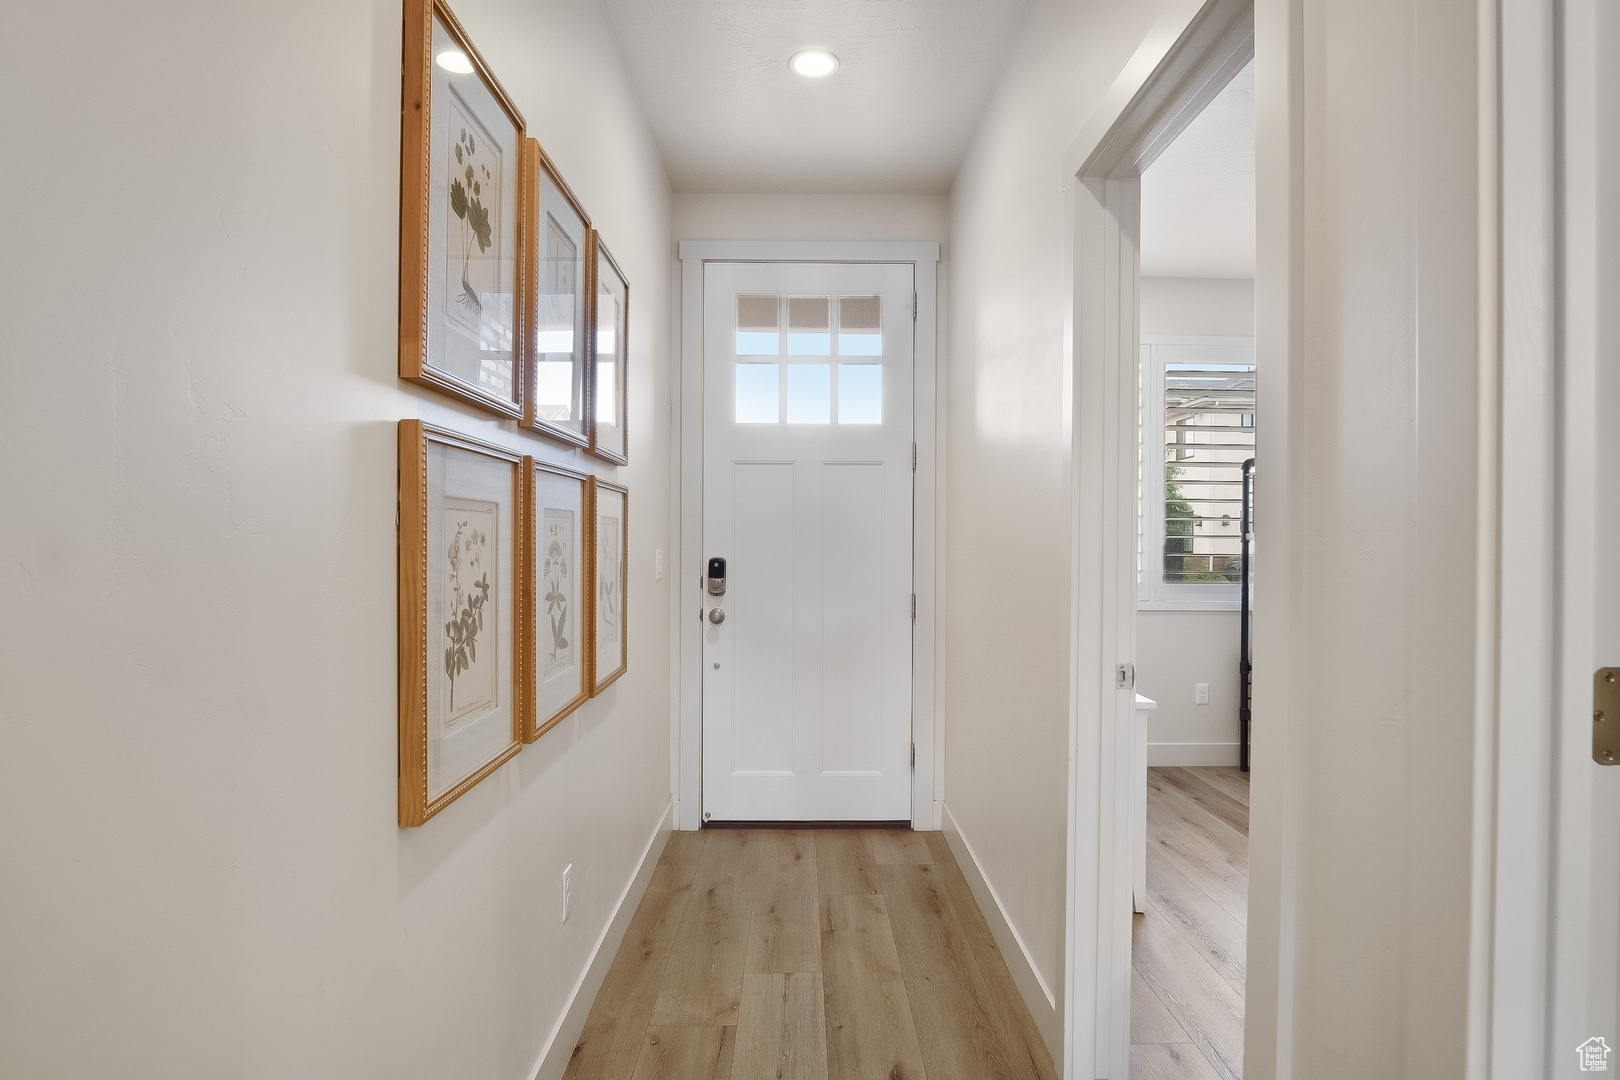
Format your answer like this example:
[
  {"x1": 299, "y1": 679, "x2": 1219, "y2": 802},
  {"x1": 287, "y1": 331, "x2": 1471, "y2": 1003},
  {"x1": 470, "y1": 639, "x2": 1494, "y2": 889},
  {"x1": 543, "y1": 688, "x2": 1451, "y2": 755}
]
[
  {"x1": 1195, "y1": 683, "x2": 1210, "y2": 705},
  {"x1": 562, "y1": 864, "x2": 573, "y2": 922},
  {"x1": 655, "y1": 548, "x2": 664, "y2": 581}
]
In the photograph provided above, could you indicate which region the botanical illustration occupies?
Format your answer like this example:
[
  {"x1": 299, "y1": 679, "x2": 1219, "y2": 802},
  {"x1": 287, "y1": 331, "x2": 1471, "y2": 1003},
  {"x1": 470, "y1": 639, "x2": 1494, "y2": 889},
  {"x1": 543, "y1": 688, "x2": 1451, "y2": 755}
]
[
  {"x1": 443, "y1": 89, "x2": 506, "y2": 353},
  {"x1": 442, "y1": 500, "x2": 499, "y2": 728},
  {"x1": 540, "y1": 508, "x2": 574, "y2": 675},
  {"x1": 598, "y1": 515, "x2": 621, "y2": 651}
]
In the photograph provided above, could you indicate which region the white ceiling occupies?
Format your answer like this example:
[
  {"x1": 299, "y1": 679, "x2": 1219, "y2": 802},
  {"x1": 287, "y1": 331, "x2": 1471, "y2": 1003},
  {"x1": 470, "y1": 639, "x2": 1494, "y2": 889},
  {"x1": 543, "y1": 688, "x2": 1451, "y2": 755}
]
[
  {"x1": 599, "y1": 0, "x2": 1032, "y2": 194},
  {"x1": 1140, "y1": 61, "x2": 1255, "y2": 278}
]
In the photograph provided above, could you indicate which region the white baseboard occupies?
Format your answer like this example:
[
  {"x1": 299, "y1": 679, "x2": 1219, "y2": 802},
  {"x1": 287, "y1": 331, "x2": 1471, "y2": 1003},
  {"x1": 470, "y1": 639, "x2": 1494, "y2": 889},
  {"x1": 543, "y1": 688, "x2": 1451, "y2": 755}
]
[
  {"x1": 940, "y1": 804, "x2": 1063, "y2": 1066},
  {"x1": 527, "y1": 801, "x2": 673, "y2": 1080},
  {"x1": 1147, "y1": 741, "x2": 1241, "y2": 766}
]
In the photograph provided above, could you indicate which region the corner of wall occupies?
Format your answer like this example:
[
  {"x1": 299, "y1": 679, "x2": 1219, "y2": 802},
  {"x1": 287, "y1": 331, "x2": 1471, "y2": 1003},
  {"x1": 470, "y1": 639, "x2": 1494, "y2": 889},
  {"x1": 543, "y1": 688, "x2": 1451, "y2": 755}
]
[
  {"x1": 941, "y1": 804, "x2": 1064, "y2": 1065},
  {"x1": 527, "y1": 802, "x2": 673, "y2": 1080}
]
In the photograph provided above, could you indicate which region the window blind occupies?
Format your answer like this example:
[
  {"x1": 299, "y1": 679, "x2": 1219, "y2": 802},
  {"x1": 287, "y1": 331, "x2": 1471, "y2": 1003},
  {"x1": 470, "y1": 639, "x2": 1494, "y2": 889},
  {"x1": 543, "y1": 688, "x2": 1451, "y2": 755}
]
[{"x1": 1162, "y1": 364, "x2": 1255, "y2": 584}]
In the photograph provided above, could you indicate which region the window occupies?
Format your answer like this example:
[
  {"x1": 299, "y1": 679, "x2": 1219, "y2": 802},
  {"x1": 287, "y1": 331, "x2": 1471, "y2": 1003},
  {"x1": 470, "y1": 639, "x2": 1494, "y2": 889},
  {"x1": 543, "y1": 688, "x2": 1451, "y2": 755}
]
[
  {"x1": 1139, "y1": 338, "x2": 1255, "y2": 609},
  {"x1": 735, "y1": 363, "x2": 779, "y2": 423},
  {"x1": 732, "y1": 294, "x2": 884, "y2": 425}
]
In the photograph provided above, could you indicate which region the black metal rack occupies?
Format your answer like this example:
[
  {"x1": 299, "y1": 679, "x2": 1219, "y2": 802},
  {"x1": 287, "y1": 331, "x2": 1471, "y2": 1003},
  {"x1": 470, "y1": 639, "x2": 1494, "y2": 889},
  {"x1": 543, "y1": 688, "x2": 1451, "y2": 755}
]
[{"x1": 1239, "y1": 457, "x2": 1255, "y2": 773}]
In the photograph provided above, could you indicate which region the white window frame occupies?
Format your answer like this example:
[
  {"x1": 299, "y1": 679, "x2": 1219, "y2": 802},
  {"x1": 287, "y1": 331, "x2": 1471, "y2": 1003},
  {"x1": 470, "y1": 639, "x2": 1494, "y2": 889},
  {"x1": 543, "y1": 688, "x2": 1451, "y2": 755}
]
[{"x1": 1139, "y1": 335, "x2": 1256, "y2": 611}]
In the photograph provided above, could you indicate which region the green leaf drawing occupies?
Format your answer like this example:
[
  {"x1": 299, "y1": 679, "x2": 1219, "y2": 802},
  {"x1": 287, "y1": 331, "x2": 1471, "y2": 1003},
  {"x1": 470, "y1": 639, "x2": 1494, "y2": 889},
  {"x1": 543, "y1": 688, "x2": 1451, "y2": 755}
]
[
  {"x1": 442, "y1": 520, "x2": 491, "y2": 712},
  {"x1": 468, "y1": 199, "x2": 492, "y2": 252}
]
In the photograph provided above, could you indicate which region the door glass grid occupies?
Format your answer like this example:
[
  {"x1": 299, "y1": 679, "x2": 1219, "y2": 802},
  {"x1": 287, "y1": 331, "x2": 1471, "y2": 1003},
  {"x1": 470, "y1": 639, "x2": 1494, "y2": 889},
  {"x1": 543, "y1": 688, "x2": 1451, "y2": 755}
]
[{"x1": 734, "y1": 294, "x2": 884, "y2": 425}]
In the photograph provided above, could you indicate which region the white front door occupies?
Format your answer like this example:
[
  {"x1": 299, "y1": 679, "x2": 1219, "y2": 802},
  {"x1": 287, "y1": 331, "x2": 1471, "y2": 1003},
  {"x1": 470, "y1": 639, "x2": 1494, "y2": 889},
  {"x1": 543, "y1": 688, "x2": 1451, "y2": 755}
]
[{"x1": 701, "y1": 261, "x2": 915, "y2": 822}]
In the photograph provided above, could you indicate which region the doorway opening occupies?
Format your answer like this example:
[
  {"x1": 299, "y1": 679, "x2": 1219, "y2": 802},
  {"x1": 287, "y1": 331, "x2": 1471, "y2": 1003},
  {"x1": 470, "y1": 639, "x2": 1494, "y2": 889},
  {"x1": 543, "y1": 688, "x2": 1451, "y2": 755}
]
[
  {"x1": 1129, "y1": 56, "x2": 1255, "y2": 1080},
  {"x1": 1061, "y1": 0, "x2": 1256, "y2": 1075}
]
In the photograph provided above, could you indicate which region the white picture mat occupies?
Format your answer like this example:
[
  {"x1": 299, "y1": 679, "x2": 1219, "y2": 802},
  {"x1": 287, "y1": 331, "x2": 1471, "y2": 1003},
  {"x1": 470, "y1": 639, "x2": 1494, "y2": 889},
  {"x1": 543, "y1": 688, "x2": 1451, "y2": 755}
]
[
  {"x1": 426, "y1": 442, "x2": 516, "y2": 801},
  {"x1": 593, "y1": 486, "x2": 626, "y2": 675},
  {"x1": 533, "y1": 469, "x2": 586, "y2": 719},
  {"x1": 426, "y1": 11, "x2": 520, "y2": 400}
]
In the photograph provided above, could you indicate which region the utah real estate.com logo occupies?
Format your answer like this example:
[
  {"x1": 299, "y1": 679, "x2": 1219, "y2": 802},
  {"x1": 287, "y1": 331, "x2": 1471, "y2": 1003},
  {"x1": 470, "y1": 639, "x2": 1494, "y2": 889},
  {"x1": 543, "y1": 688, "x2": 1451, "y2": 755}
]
[{"x1": 1580, "y1": 1037, "x2": 1613, "y2": 1072}]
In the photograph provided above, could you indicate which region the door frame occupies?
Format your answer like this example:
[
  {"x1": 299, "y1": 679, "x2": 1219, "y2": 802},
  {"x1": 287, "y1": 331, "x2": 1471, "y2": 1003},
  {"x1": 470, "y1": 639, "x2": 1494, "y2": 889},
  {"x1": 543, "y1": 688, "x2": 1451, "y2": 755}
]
[
  {"x1": 1531, "y1": 0, "x2": 1617, "y2": 1069},
  {"x1": 673, "y1": 240, "x2": 942, "y2": 831},
  {"x1": 1058, "y1": 2, "x2": 1255, "y2": 1074},
  {"x1": 1066, "y1": 0, "x2": 1537, "y2": 1076}
]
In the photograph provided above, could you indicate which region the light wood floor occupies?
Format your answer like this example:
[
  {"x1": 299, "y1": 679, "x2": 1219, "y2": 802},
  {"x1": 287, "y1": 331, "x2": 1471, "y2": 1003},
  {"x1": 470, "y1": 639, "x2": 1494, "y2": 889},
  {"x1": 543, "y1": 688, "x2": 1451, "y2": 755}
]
[
  {"x1": 562, "y1": 828, "x2": 1059, "y2": 1080},
  {"x1": 1132, "y1": 766, "x2": 1250, "y2": 1080}
]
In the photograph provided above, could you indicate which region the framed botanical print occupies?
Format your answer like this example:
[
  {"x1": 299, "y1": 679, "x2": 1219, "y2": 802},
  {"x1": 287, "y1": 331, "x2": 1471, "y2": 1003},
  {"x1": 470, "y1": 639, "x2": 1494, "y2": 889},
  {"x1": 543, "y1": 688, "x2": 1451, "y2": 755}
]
[
  {"x1": 399, "y1": 0, "x2": 527, "y2": 418},
  {"x1": 398, "y1": 420, "x2": 523, "y2": 826},
  {"x1": 524, "y1": 459, "x2": 590, "y2": 740},
  {"x1": 589, "y1": 478, "x2": 628, "y2": 693},
  {"x1": 523, "y1": 140, "x2": 591, "y2": 447},
  {"x1": 589, "y1": 234, "x2": 630, "y2": 464}
]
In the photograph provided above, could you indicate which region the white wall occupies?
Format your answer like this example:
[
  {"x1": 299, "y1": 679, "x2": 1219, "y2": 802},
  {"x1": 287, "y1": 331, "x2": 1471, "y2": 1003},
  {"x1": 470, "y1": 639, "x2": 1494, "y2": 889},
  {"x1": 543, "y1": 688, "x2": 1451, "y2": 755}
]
[
  {"x1": 673, "y1": 192, "x2": 949, "y2": 242},
  {"x1": 0, "y1": 3, "x2": 672, "y2": 1079},
  {"x1": 1245, "y1": 0, "x2": 1489, "y2": 1072},
  {"x1": 1137, "y1": 611, "x2": 1243, "y2": 763},
  {"x1": 942, "y1": 0, "x2": 1173, "y2": 1058},
  {"x1": 1137, "y1": 276, "x2": 1254, "y2": 764},
  {"x1": 1140, "y1": 275, "x2": 1255, "y2": 337}
]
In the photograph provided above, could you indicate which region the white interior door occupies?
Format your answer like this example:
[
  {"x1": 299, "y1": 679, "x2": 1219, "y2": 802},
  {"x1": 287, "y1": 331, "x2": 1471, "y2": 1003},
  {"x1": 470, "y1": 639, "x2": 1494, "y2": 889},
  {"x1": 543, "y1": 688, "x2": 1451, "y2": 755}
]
[{"x1": 701, "y1": 261, "x2": 915, "y2": 822}]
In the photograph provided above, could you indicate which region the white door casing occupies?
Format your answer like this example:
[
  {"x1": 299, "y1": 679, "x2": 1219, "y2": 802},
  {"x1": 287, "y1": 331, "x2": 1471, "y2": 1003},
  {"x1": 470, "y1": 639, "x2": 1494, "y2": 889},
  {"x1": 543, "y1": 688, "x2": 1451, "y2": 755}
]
[
  {"x1": 675, "y1": 241, "x2": 941, "y2": 833},
  {"x1": 1543, "y1": 0, "x2": 1620, "y2": 1070},
  {"x1": 699, "y1": 261, "x2": 915, "y2": 822}
]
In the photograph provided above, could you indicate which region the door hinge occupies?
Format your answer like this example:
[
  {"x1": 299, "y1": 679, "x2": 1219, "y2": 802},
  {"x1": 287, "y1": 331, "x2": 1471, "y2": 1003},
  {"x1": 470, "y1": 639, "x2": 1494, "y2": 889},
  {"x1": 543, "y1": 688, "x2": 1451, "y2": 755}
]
[
  {"x1": 912, "y1": 443, "x2": 917, "y2": 470},
  {"x1": 912, "y1": 292, "x2": 918, "y2": 320},
  {"x1": 1116, "y1": 663, "x2": 1136, "y2": 690},
  {"x1": 911, "y1": 594, "x2": 917, "y2": 619},
  {"x1": 1596, "y1": 668, "x2": 1619, "y2": 764},
  {"x1": 910, "y1": 743, "x2": 916, "y2": 768}
]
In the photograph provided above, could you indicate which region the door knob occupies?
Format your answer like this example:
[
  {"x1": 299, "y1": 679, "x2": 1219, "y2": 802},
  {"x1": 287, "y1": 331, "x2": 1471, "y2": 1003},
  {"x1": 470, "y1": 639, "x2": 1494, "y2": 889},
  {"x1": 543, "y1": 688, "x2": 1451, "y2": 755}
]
[{"x1": 708, "y1": 608, "x2": 726, "y2": 624}]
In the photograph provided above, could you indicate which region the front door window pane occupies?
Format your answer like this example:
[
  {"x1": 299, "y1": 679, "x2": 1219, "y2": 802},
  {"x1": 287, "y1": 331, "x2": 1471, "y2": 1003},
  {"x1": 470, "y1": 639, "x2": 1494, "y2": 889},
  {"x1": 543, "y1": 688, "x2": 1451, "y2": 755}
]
[
  {"x1": 837, "y1": 364, "x2": 882, "y2": 424},
  {"x1": 736, "y1": 363, "x2": 780, "y2": 423},
  {"x1": 787, "y1": 296, "x2": 831, "y2": 355},
  {"x1": 786, "y1": 363, "x2": 831, "y2": 423},
  {"x1": 737, "y1": 295, "x2": 780, "y2": 355},
  {"x1": 837, "y1": 296, "x2": 882, "y2": 356}
]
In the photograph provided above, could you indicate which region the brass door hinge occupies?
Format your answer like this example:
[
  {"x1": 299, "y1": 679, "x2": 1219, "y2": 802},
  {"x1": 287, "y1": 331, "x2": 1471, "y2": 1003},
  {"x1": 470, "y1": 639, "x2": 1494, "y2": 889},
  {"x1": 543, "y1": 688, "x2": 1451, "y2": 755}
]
[{"x1": 1596, "y1": 668, "x2": 1619, "y2": 765}]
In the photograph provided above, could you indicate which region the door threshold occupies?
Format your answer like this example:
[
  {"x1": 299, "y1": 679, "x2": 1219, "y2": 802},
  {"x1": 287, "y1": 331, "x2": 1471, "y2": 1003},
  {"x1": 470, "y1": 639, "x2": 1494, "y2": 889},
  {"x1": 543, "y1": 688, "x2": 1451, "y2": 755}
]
[{"x1": 701, "y1": 819, "x2": 913, "y2": 830}]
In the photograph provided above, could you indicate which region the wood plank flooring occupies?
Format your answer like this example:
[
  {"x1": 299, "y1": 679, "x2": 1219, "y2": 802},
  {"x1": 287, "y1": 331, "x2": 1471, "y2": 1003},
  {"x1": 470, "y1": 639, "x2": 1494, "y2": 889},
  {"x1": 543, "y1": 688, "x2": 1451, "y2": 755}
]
[
  {"x1": 1132, "y1": 766, "x2": 1250, "y2": 1080},
  {"x1": 565, "y1": 828, "x2": 1058, "y2": 1080}
]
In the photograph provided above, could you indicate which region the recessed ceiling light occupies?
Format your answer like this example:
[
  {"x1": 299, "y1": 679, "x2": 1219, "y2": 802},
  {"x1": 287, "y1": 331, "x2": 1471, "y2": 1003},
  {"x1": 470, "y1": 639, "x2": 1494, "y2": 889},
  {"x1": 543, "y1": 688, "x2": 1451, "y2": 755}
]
[
  {"x1": 435, "y1": 49, "x2": 474, "y2": 75},
  {"x1": 790, "y1": 49, "x2": 839, "y2": 79}
]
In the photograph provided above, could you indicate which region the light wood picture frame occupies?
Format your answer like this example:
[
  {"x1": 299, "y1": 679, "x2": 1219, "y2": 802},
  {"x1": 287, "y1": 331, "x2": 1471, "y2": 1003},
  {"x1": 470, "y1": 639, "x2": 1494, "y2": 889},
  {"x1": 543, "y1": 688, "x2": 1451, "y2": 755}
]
[
  {"x1": 398, "y1": 420, "x2": 524, "y2": 827},
  {"x1": 523, "y1": 140, "x2": 592, "y2": 448},
  {"x1": 523, "y1": 458, "x2": 591, "y2": 740},
  {"x1": 399, "y1": 0, "x2": 527, "y2": 418},
  {"x1": 588, "y1": 477, "x2": 628, "y2": 694},
  {"x1": 588, "y1": 234, "x2": 630, "y2": 465}
]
